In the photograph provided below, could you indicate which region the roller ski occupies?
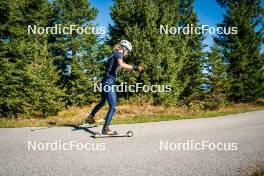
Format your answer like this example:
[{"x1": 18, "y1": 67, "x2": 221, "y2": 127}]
[{"x1": 94, "y1": 125, "x2": 133, "y2": 138}]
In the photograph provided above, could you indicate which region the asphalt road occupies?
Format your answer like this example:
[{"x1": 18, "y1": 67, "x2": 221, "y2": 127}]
[{"x1": 0, "y1": 110, "x2": 264, "y2": 176}]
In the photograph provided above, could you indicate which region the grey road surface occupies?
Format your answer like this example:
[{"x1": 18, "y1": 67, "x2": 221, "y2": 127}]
[{"x1": 0, "y1": 110, "x2": 264, "y2": 176}]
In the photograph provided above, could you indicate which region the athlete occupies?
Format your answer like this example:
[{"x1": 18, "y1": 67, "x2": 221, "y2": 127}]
[{"x1": 85, "y1": 40, "x2": 144, "y2": 135}]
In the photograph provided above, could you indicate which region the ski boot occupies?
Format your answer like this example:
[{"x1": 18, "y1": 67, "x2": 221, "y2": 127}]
[
  {"x1": 102, "y1": 125, "x2": 117, "y2": 135},
  {"x1": 85, "y1": 115, "x2": 96, "y2": 125}
]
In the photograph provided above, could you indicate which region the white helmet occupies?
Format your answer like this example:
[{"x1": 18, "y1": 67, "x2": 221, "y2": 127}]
[{"x1": 120, "y1": 40, "x2": 132, "y2": 52}]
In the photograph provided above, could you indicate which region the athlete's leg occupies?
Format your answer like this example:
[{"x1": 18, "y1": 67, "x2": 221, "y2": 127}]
[
  {"x1": 88, "y1": 92, "x2": 107, "y2": 118},
  {"x1": 105, "y1": 89, "x2": 117, "y2": 125},
  {"x1": 86, "y1": 76, "x2": 110, "y2": 123},
  {"x1": 102, "y1": 86, "x2": 117, "y2": 134}
]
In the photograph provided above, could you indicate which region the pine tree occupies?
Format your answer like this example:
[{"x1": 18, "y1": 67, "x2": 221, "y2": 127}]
[
  {"x1": 0, "y1": 0, "x2": 16, "y2": 116},
  {"x1": 0, "y1": 0, "x2": 66, "y2": 117},
  {"x1": 49, "y1": 0, "x2": 100, "y2": 106},
  {"x1": 25, "y1": 39, "x2": 66, "y2": 117},
  {"x1": 173, "y1": 0, "x2": 204, "y2": 104},
  {"x1": 109, "y1": 0, "x2": 204, "y2": 105},
  {"x1": 214, "y1": 0, "x2": 264, "y2": 102},
  {"x1": 206, "y1": 46, "x2": 228, "y2": 102}
]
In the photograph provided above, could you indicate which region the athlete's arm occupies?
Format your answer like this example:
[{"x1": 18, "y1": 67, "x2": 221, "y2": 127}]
[
  {"x1": 117, "y1": 59, "x2": 145, "y2": 72},
  {"x1": 117, "y1": 59, "x2": 133, "y2": 70}
]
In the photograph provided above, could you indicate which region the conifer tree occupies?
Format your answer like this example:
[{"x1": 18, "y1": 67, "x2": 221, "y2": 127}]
[
  {"x1": 214, "y1": 0, "x2": 264, "y2": 102},
  {"x1": 109, "y1": 0, "x2": 204, "y2": 105},
  {"x1": 0, "y1": 0, "x2": 65, "y2": 117},
  {"x1": 173, "y1": 0, "x2": 204, "y2": 104},
  {"x1": 206, "y1": 46, "x2": 228, "y2": 102},
  {"x1": 25, "y1": 39, "x2": 66, "y2": 117},
  {"x1": 49, "y1": 0, "x2": 100, "y2": 106}
]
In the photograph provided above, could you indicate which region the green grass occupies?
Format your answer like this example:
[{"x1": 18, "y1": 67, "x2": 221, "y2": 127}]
[
  {"x1": 111, "y1": 108, "x2": 263, "y2": 125},
  {"x1": 252, "y1": 172, "x2": 264, "y2": 176},
  {"x1": 1, "y1": 103, "x2": 263, "y2": 128}
]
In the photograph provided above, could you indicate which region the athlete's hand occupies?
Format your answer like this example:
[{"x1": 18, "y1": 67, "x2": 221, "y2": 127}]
[{"x1": 137, "y1": 66, "x2": 144, "y2": 73}]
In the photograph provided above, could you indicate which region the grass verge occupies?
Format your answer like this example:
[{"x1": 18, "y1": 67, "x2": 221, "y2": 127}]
[
  {"x1": 240, "y1": 162, "x2": 264, "y2": 176},
  {"x1": 0, "y1": 101, "x2": 264, "y2": 128},
  {"x1": 251, "y1": 172, "x2": 264, "y2": 176}
]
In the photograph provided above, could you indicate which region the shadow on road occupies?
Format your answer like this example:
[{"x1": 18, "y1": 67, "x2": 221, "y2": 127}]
[
  {"x1": 30, "y1": 127, "x2": 52, "y2": 131},
  {"x1": 69, "y1": 125, "x2": 99, "y2": 138},
  {"x1": 29, "y1": 124, "x2": 99, "y2": 138}
]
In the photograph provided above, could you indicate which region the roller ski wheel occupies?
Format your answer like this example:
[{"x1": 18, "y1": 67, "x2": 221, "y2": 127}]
[{"x1": 94, "y1": 131, "x2": 133, "y2": 138}]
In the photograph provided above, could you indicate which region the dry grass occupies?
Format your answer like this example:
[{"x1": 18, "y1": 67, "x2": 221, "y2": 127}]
[
  {"x1": 1, "y1": 100, "x2": 264, "y2": 128},
  {"x1": 240, "y1": 162, "x2": 264, "y2": 176}
]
